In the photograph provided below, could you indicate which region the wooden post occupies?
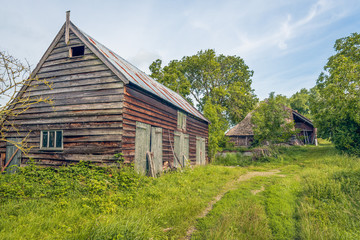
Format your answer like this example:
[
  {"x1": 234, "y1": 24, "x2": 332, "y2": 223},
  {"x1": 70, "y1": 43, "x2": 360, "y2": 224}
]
[
  {"x1": 0, "y1": 153, "x2": 5, "y2": 169},
  {"x1": 65, "y1": 11, "x2": 70, "y2": 44}
]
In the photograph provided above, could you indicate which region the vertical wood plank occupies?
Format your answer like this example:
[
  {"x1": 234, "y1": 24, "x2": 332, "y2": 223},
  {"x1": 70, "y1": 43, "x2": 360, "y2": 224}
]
[
  {"x1": 135, "y1": 122, "x2": 150, "y2": 175},
  {"x1": 151, "y1": 127, "x2": 163, "y2": 175},
  {"x1": 201, "y1": 137, "x2": 206, "y2": 165},
  {"x1": 174, "y1": 131, "x2": 181, "y2": 168},
  {"x1": 196, "y1": 136, "x2": 201, "y2": 165},
  {"x1": 184, "y1": 134, "x2": 189, "y2": 166}
]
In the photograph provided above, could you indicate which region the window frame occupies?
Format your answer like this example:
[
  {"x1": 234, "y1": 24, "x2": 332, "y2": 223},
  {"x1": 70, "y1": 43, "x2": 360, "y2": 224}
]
[{"x1": 40, "y1": 130, "x2": 64, "y2": 151}]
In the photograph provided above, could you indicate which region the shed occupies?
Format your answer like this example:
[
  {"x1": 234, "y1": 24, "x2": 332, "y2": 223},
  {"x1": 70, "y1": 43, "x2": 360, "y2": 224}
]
[
  {"x1": 226, "y1": 108, "x2": 317, "y2": 147},
  {"x1": 0, "y1": 13, "x2": 209, "y2": 174}
]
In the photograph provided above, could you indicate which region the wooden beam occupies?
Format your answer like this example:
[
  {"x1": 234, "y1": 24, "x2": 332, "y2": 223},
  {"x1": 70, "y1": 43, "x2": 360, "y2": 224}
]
[{"x1": 65, "y1": 11, "x2": 70, "y2": 44}]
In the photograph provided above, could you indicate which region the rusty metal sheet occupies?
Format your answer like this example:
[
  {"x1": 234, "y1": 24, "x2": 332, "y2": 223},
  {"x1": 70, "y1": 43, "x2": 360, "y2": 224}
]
[{"x1": 78, "y1": 29, "x2": 208, "y2": 122}]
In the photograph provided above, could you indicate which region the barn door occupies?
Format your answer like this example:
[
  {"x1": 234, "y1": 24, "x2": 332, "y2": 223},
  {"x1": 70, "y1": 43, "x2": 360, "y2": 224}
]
[
  {"x1": 135, "y1": 122, "x2": 163, "y2": 175},
  {"x1": 174, "y1": 131, "x2": 182, "y2": 168},
  {"x1": 196, "y1": 137, "x2": 206, "y2": 165},
  {"x1": 151, "y1": 127, "x2": 163, "y2": 175},
  {"x1": 183, "y1": 134, "x2": 189, "y2": 166},
  {"x1": 174, "y1": 131, "x2": 189, "y2": 168},
  {"x1": 135, "y1": 122, "x2": 151, "y2": 175},
  {"x1": 200, "y1": 137, "x2": 206, "y2": 165},
  {"x1": 5, "y1": 138, "x2": 21, "y2": 173}
]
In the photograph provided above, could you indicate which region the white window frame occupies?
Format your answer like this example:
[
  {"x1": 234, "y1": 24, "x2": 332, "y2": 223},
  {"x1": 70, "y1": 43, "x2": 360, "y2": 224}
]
[{"x1": 40, "y1": 130, "x2": 63, "y2": 150}]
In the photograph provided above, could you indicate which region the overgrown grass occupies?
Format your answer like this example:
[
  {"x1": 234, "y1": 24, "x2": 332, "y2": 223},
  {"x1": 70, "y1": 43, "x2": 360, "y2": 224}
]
[
  {"x1": 0, "y1": 162, "x2": 245, "y2": 239},
  {"x1": 194, "y1": 142, "x2": 360, "y2": 239},
  {"x1": 2, "y1": 141, "x2": 360, "y2": 239}
]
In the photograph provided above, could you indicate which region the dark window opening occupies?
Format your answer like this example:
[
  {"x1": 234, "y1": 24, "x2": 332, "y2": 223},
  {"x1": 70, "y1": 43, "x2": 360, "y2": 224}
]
[{"x1": 70, "y1": 46, "x2": 85, "y2": 57}]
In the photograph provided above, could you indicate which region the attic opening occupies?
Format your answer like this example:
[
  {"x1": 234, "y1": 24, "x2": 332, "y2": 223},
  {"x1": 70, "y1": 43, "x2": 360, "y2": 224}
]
[{"x1": 69, "y1": 46, "x2": 85, "y2": 57}]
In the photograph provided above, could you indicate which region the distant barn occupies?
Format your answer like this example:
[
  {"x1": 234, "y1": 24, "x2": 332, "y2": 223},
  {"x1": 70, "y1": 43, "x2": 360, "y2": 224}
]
[
  {"x1": 226, "y1": 108, "x2": 317, "y2": 147},
  {"x1": 0, "y1": 13, "x2": 209, "y2": 174}
]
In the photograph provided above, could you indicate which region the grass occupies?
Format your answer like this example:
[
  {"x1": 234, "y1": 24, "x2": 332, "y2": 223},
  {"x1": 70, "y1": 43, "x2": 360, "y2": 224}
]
[
  {"x1": 0, "y1": 162, "x2": 245, "y2": 239},
  {"x1": 1, "y1": 140, "x2": 360, "y2": 239},
  {"x1": 193, "y1": 141, "x2": 360, "y2": 239}
]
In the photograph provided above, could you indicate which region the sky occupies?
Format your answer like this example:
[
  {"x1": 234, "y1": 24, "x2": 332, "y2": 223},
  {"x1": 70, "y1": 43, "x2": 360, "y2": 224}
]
[{"x1": 1, "y1": 0, "x2": 359, "y2": 100}]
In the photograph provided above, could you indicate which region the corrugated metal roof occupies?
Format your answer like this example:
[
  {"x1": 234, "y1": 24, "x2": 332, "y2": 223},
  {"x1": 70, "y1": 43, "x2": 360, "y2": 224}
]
[{"x1": 76, "y1": 27, "x2": 208, "y2": 122}]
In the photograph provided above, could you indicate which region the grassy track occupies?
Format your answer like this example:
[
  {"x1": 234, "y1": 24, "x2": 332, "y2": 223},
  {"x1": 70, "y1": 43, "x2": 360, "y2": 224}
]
[
  {"x1": 193, "y1": 142, "x2": 360, "y2": 239},
  {"x1": 1, "y1": 141, "x2": 359, "y2": 239}
]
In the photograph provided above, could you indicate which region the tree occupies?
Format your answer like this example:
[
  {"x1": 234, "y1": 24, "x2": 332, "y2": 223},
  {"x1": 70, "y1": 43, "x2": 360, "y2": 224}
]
[
  {"x1": 311, "y1": 33, "x2": 360, "y2": 155},
  {"x1": 150, "y1": 49, "x2": 257, "y2": 159},
  {"x1": 1, "y1": 51, "x2": 52, "y2": 155},
  {"x1": 289, "y1": 88, "x2": 311, "y2": 118},
  {"x1": 251, "y1": 92, "x2": 296, "y2": 146},
  {"x1": 150, "y1": 49, "x2": 257, "y2": 125}
]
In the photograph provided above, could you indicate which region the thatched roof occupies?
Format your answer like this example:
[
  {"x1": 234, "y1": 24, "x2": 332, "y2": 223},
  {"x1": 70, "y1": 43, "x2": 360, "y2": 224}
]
[
  {"x1": 226, "y1": 108, "x2": 314, "y2": 137},
  {"x1": 226, "y1": 112, "x2": 254, "y2": 136}
]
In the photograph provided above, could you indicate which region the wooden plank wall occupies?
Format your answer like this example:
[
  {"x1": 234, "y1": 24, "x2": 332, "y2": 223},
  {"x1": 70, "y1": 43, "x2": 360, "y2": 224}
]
[
  {"x1": 123, "y1": 84, "x2": 209, "y2": 167},
  {"x1": 0, "y1": 30, "x2": 124, "y2": 166}
]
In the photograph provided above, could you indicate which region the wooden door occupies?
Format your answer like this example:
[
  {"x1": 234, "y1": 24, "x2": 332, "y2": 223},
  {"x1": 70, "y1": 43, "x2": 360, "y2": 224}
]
[
  {"x1": 201, "y1": 137, "x2": 206, "y2": 165},
  {"x1": 151, "y1": 127, "x2": 163, "y2": 175},
  {"x1": 174, "y1": 131, "x2": 182, "y2": 168},
  {"x1": 174, "y1": 131, "x2": 189, "y2": 168},
  {"x1": 135, "y1": 122, "x2": 151, "y2": 175},
  {"x1": 5, "y1": 138, "x2": 21, "y2": 173},
  {"x1": 196, "y1": 137, "x2": 206, "y2": 165},
  {"x1": 183, "y1": 134, "x2": 189, "y2": 166}
]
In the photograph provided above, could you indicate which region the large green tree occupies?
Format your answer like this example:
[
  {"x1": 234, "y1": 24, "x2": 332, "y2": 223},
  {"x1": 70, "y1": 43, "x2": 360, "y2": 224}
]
[
  {"x1": 251, "y1": 92, "x2": 296, "y2": 146},
  {"x1": 289, "y1": 88, "x2": 311, "y2": 118},
  {"x1": 150, "y1": 49, "x2": 257, "y2": 159},
  {"x1": 311, "y1": 33, "x2": 360, "y2": 155}
]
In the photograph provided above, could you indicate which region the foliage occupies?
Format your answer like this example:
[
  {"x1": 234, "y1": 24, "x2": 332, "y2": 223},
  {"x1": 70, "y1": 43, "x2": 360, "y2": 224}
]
[
  {"x1": 251, "y1": 92, "x2": 296, "y2": 146},
  {"x1": 150, "y1": 49, "x2": 257, "y2": 124},
  {"x1": 289, "y1": 88, "x2": 312, "y2": 118},
  {"x1": 0, "y1": 51, "x2": 52, "y2": 155},
  {"x1": 203, "y1": 100, "x2": 229, "y2": 160},
  {"x1": 311, "y1": 32, "x2": 360, "y2": 155},
  {"x1": 150, "y1": 49, "x2": 257, "y2": 158},
  {"x1": 0, "y1": 162, "x2": 245, "y2": 239}
]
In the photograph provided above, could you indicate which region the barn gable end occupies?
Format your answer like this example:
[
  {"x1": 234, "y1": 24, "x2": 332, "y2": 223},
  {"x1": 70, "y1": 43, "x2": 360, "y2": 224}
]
[
  {"x1": 1, "y1": 26, "x2": 125, "y2": 166},
  {"x1": 1, "y1": 17, "x2": 209, "y2": 171}
]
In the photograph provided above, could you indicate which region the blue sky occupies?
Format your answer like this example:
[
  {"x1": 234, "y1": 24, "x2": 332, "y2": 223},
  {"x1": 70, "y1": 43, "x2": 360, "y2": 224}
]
[{"x1": 1, "y1": 0, "x2": 359, "y2": 99}]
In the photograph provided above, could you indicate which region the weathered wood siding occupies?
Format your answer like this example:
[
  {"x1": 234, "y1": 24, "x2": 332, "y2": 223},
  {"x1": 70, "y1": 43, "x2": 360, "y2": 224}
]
[
  {"x1": 122, "y1": 84, "x2": 208, "y2": 167},
  {"x1": 229, "y1": 136, "x2": 253, "y2": 147},
  {"x1": 0, "y1": 30, "x2": 124, "y2": 166}
]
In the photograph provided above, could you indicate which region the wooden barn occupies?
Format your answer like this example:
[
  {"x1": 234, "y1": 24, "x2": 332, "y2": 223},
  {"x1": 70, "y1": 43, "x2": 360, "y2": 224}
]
[
  {"x1": 226, "y1": 109, "x2": 317, "y2": 147},
  {"x1": 0, "y1": 13, "x2": 209, "y2": 174}
]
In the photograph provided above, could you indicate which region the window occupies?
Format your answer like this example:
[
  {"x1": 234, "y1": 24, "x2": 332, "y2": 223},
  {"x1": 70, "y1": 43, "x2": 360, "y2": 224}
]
[
  {"x1": 177, "y1": 111, "x2": 187, "y2": 130},
  {"x1": 41, "y1": 130, "x2": 63, "y2": 150},
  {"x1": 69, "y1": 46, "x2": 85, "y2": 57}
]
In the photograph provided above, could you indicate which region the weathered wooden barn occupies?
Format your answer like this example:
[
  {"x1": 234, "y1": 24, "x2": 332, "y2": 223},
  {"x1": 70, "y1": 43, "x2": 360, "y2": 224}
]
[
  {"x1": 226, "y1": 109, "x2": 317, "y2": 147},
  {"x1": 0, "y1": 13, "x2": 209, "y2": 174}
]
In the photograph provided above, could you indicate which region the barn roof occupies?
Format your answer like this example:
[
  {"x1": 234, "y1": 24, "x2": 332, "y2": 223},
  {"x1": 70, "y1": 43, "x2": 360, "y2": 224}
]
[
  {"x1": 226, "y1": 108, "x2": 314, "y2": 137},
  {"x1": 225, "y1": 112, "x2": 254, "y2": 136},
  {"x1": 68, "y1": 23, "x2": 209, "y2": 123}
]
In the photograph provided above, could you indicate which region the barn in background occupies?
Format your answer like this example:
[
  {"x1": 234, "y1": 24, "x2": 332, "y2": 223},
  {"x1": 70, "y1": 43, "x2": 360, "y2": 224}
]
[
  {"x1": 226, "y1": 109, "x2": 317, "y2": 147},
  {"x1": 0, "y1": 13, "x2": 209, "y2": 174}
]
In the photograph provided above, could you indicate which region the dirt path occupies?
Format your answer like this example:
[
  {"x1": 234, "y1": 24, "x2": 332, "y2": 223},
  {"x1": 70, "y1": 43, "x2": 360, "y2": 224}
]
[{"x1": 183, "y1": 169, "x2": 283, "y2": 239}]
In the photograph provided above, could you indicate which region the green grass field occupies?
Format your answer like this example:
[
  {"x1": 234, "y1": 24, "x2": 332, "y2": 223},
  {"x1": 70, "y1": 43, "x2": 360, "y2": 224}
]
[{"x1": 1, "y1": 141, "x2": 360, "y2": 239}]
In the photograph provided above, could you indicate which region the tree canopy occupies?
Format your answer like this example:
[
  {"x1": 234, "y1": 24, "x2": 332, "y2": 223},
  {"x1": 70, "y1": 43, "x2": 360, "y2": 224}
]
[
  {"x1": 311, "y1": 32, "x2": 360, "y2": 155},
  {"x1": 251, "y1": 92, "x2": 296, "y2": 146},
  {"x1": 150, "y1": 49, "x2": 257, "y2": 158}
]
